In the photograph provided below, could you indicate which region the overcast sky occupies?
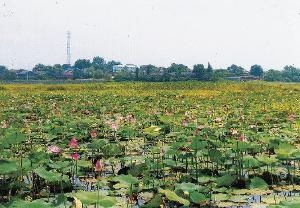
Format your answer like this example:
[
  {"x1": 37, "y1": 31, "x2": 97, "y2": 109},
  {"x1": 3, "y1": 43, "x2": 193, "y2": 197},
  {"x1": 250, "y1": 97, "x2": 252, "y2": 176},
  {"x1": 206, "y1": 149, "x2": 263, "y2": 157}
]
[{"x1": 0, "y1": 0, "x2": 300, "y2": 70}]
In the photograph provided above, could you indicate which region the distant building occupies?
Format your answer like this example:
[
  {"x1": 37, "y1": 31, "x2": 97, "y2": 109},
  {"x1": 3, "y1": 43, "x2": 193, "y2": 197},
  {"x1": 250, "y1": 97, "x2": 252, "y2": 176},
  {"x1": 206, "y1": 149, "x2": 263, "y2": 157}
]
[
  {"x1": 62, "y1": 70, "x2": 73, "y2": 79},
  {"x1": 226, "y1": 75, "x2": 260, "y2": 81},
  {"x1": 15, "y1": 69, "x2": 37, "y2": 80},
  {"x1": 112, "y1": 64, "x2": 138, "y2": 73}
]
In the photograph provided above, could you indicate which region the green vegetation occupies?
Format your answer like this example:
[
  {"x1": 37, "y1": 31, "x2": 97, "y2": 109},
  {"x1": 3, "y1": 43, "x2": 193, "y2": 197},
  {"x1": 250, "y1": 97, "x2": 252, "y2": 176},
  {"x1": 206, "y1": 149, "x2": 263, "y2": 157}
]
[
  {"x1": 0, "y1": 82, "x2": 299, "y2": 207},
  {"x1": 1, "y1": 56, "x2": 300, "y2": 82}
]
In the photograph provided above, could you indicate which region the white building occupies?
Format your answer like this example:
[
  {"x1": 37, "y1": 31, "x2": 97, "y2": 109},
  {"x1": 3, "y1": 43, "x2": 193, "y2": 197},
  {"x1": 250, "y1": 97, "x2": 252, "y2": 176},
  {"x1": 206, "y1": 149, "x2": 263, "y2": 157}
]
[{"x1": 112, "y1": 64, "x2": 138, "y2": 73}]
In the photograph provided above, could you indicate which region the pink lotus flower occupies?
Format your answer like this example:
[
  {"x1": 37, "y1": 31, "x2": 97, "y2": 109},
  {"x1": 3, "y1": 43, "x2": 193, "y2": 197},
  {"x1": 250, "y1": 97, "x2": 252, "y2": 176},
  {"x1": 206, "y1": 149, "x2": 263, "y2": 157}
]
[
  {"x1": 90, "y1": 130, "x2": 97, "y2": 139},
  {"x1": 111, "y1": 123, "x2": 118, "y2": 131},
  {"x1": 71, "y1": 153, "x2": 80, "y2": 160},
  {"x1": 95, "y1": 160, "x2": 104, "y2": 172},
  {"x1": 239, "y1": 134, "x2": 247, "y2": 142},
  {"x1": 182, "y1": 119, "x2": 188, "y2": 127},
  {"x1": 48, "y1": 145, "x2": 61, "y2": 154},
  {"x1": 69, "y1": 137, "x2": 79, "y2": 149},
  {"x1": 126, "y1": 114, "x2": 136, "y2": 124}
]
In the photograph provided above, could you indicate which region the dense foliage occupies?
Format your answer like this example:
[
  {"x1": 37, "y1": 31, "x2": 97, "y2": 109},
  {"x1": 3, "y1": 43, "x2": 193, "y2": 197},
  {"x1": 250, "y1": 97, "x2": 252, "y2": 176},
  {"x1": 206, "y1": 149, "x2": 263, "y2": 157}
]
[
  {"x1": 0, "y1": 82, "x2": 299, "y2": 207},
  {"x1": 1, "y1": 57, "x2": 300, "y2": 82}
]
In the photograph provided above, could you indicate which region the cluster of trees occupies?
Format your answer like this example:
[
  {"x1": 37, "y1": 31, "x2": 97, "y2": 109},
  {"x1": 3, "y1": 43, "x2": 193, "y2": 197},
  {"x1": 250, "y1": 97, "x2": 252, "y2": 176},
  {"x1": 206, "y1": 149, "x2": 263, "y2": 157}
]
[
  {"x1": 72, "y1": 57, "x2": 121, "y2": 79},
  {"x1": 0, "y1": 56, "x2": 300, "y2": 82},
  {"x1": 32, "y1": 64, "x2": 67, "y2": 79},
  {"x1": 0, "y1": 65, "x2": 17, "y2": 80},
  {"x1": 264, "y1": 65, "x2": 300, "y2": 82},
  {"x1": 31, "y1": 57, "x2": 121, "y2": 80},
  {"x1": 116, "y1": 63, "x2": 265, "y2": 82}
]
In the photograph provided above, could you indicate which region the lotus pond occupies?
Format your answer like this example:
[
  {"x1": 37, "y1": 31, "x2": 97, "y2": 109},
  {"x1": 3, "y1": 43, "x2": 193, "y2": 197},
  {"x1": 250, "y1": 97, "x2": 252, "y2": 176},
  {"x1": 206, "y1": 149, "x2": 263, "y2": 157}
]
[{"x1": 0, "y1": 82, "x2": 299, "y2": 208}]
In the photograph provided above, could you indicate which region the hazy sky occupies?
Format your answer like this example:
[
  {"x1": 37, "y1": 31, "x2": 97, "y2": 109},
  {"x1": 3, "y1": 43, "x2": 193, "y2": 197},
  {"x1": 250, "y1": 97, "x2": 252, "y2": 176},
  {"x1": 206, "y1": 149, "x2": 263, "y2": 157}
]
[{"x1": 1, "y1": 0, "x2": 300, "y2": 70}]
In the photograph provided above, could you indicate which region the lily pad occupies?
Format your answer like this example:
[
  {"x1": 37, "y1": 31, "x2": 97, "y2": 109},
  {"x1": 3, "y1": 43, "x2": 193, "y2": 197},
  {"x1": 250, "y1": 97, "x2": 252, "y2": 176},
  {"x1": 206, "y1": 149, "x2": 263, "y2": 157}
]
[
  {"x1": 190, "y1": 191, "x2": 208, "y2": 204},
  {"x1": 159, "y1": 188, "x2": 190, "y2": 206},
  {"x1": 216, "y1": 174, "x2": 236, "y2": 187},
  {"x1": 249, "y1": 177, "x2": 268, "y2": 190},
  {"x1": 113, "y1": 174, "x2": 139, "y2": 185},
  {"x1": 34, "y1": 167, "x2": 62, "y2": 182},
  {"x1": 74, "y1": 191, "x2": 117, "y2": 207},
  {"x1": 0, "y1": 160, "x2": 18, "y2": 175}
]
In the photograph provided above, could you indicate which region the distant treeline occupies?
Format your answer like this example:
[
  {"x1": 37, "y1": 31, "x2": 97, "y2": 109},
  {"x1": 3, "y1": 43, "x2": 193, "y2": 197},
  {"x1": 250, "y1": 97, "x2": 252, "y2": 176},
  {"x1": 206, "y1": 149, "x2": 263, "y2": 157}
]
[{"x1": 0, "y1": 56, "x2": 300, "y2": 82}]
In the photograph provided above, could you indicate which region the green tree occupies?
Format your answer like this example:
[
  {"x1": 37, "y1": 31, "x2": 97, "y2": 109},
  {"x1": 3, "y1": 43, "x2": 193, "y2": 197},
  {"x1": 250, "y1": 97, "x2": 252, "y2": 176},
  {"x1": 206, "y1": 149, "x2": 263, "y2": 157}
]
[
  {"x1": 114, "y1": 71, "x2": 135, "y2": 81},
  {"x1": 161, "y1": 67, "x2": 171, "y2": 81},
  {"x1": 0, "y1": 65, "x2": 8, "y2": 79},
  {"x1": 92, "y1": 56, "x2": 105, "y2": 69},
  {"x1": 73, "y1": 68, "x2": 89, "y2": 79},
  {"x1": 32, "y1": 64, "x2": 47, "y2": 73},
  {"x1": 62, "y1": 64, "x2": 71, "y2": 70},
  {"x1": 282, "y1": 65, "x2": 300, "y2": 82},
  {"x1": 227, "y1": 64, "x2": 245, "y2": 76},
  {"x1": 107, "y1": 60, "x2": 121, "y2": 73},
  {"x1": 85, "y1": 66, "x2": 102, "y2": 79},
  {"x1": 212, "y1": 69, "x2": 230, "y2": 80},
  {"x1": 0, "y1": 65, "x2": 16, "y2": 80},
  {"x1": 74, "y1": 59, "x2": 91, "y2": 69},
  {"x1": 206, "y1": 62, "x2": 213, "y2": 80},
  {"x1": 207, "y1": 62, "x2": 213, "y2": 73},
  {"x1": 250, "y1": 65, "x2": 264, "y2": 77},
  {"x1": 32, "y1": 64, "x2": 63, "y2": 79},
  {"x1": 32, "y1": 64, "x2": 49, "y2": 79},
  {"x1": 140, "y1": 64, "x2": 157, "y2": 75},
  {"x1": 193, "y1": 64, "x2": 206, "y2": 80},
  {"x1": 264, "y1": 69, "x2": 283, "y2": 81},
  {"x1": 168, "y1": 63, "x2": 189, "y2": 74}
]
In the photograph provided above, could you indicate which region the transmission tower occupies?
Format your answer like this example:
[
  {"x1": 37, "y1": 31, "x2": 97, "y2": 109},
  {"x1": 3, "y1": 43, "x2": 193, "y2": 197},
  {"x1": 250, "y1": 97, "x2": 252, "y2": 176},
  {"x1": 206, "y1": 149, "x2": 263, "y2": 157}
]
[{"x1": 66, "y1": 31, "x2": 71, "y2": 65}]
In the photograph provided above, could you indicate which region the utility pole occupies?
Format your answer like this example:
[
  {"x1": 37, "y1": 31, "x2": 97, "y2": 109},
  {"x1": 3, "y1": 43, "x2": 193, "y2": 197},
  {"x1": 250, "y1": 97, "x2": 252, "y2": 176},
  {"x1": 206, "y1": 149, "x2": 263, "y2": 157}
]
[{"x1": 67, "y1": 31, "x2": 71, "y2": 66}]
